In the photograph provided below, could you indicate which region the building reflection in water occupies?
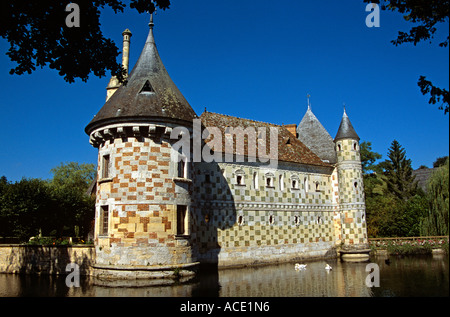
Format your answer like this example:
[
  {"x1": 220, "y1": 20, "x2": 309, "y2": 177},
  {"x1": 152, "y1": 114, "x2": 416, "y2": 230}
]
[{"x1": 0, "y1": 255, "x2": 448, "y2": 297}]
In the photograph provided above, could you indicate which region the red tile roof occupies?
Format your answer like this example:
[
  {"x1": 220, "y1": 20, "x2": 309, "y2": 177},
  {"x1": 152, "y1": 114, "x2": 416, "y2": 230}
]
[{"x1": 200, "y1": 111, "x2": 331, "y2": 167}]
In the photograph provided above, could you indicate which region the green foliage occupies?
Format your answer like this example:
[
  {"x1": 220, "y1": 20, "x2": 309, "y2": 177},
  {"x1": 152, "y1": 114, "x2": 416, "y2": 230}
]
[
  {"x1": 363, "y1": 140, "x2": 443, "y2": 238},
  {"x1": 433, "y1": 156, "x2": 449, "y2": 168},
  {"x1": 421, "y1": 158, "x2": 449, "y2": 236},
  {"x1": 360, "y1": 141, "x2": 382, "y2": 174},
  {"x1": 0, "y1": 0, "x2": 171, "y2": 83},
  {"x1": 379, "y1": 140, "x2": 418, "y2": 201},
  {"x1": 370, "y1": 238, "x2": 448, "y2": 255},
  {"x1": 0, "y1": 162, "x2": 96, "y2": 242}
]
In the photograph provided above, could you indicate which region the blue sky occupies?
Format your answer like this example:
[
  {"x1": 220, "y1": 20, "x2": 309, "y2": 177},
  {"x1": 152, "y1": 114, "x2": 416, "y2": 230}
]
[{"x1": 0, "y1": 0, "x2": 448, "y2": 182}]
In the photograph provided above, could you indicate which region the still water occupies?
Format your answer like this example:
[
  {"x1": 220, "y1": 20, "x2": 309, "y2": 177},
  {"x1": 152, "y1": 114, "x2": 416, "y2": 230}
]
[{"x1": 0, "y1": 255, "x2": 448, "y2": 297}]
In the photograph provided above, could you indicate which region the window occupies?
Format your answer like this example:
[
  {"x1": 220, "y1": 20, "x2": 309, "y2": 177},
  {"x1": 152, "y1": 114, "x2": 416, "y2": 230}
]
[
  {"x1": 177, "y1": 205, "x2": 187, "y2": 235},
  {"x1": 354, "y1": 181, "x2": 359, "y2": 194},
  {"x1": 268, "y1": 214, "x2": 275, "y2": 225},
  {"x1": 279, "y1": 174, "x2": 284, "y2": 191},
  {"x1": 337, "y1": 143, "x2": 342, "y2": 152},
  {"x1": 293, "y1": 215, "x2": 300, "y2": 226},
  {"x1": 265, "y1": 173, "x2": 274, "y2": 187},
  {"x1": 292, "y1": 179, "x2": 298, "y2": 189},
  {"x1": 253, "y1": 171, "x2": 258, "y2": 189},
  {"x1": 317, "y1": 215, "x2": 322, "y2": 224},
  {"x1": 315, "y1": 182, "x2": 320, "y2": 192},
  {"x1": 178, "y1": 159, "x2": 186, "y2": 178},
  {"x1": 101, "y1": 154, "x2": 110, "y2": 179},
  {"x1": 353, "y1": 142, "x2": 358, "y2": 151},
  {"x1": 100, "y1": 205, "x2": 109, "y2": 236},
  {"x1": 304, "y1": 177, "x2": 309, "y2": 194},
  {"x1": 237, "y1": 215, "x2": 245, "y2": 226},
  {"x1": 235, "y1": 170, "x2": 245, "y2": 186},
  {"x1": 140, "y1": 80, "x2": 154, "y2": 94}
]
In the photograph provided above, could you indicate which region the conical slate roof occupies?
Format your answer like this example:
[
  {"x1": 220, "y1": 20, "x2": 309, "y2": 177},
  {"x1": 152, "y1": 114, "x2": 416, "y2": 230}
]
[
  {"x1": 85, "y1": 21, "x2": 197, "y2": 135},
  {"x1": 334, "y1": 109, "x2": 359, "y2": 141},
  {"x1": 296, "y1": 106, "x2": 337, "y2": 164}
]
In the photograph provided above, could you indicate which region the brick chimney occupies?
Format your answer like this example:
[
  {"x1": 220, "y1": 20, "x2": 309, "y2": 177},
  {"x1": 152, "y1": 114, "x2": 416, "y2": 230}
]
[{"x1": 284, "y1": 124, "x2": 298, "y2": 138}]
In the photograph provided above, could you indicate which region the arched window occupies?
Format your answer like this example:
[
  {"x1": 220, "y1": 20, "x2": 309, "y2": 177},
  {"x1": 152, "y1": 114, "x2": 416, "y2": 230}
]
[
  {"x1": 291, "y1": 176, "x2": 299, "y2": 189},
  {"x1": 235, "y1": 169, "x2": 245, "y2": 186},
  {"x1": 265, "y1": 173, "x2": 274, "y2": 188}
]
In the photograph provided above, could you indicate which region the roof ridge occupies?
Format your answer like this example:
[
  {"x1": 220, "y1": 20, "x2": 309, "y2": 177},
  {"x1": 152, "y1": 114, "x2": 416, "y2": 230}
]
[{"x1": 202, "y1": 111, "x2": 281, "y2": 127}]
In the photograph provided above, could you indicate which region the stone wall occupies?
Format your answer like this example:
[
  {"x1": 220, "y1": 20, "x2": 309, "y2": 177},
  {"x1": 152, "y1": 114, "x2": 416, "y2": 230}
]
[
  {"x1": 0, "y1": 245, "x2": 95, "y2": 275},
  {"x1": 192, "y1": 161, "x2": 339, "y2": 266},
  {"x1": 93, "y1": 124, "x2": 195, "y2": 267}
]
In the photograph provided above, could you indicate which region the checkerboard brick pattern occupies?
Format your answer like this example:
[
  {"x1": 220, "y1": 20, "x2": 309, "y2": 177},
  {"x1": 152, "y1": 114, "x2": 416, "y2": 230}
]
[
  {"x1": 94, "y1": 132, "x2": 195, "y2": 267},
  {"x1": 336, "y1": 139, "x2": 368, "y2": 247}
]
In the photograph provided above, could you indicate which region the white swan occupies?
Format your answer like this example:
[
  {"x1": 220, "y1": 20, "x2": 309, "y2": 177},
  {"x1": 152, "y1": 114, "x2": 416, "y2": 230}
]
[
  {"x1": 295, "y1": 263, "x2": 307, "y2": 270},
  {"x1": 325, "y1": 264, "x2": 332, "y2": 271}
]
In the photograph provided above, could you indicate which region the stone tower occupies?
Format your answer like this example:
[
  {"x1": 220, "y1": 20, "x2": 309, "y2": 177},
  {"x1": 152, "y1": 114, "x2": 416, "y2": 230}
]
[
  {"x1": 334, "y1": 109, "x2": 370, "y2": 261},
  {"x1": 85, "y1": 17, "x2": 199, "y2": 283}
]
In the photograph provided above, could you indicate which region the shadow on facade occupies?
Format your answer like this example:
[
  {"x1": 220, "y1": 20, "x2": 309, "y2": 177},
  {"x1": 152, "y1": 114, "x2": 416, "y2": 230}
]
[{"x1": 189, "y1": 141, "x2": 237, "y2": 296}]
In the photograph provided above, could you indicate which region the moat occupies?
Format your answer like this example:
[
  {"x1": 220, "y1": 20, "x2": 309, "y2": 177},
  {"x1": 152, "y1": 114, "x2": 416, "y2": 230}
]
[{"x1": 0, "y1": 254, "x2": 447, "y2": 297}]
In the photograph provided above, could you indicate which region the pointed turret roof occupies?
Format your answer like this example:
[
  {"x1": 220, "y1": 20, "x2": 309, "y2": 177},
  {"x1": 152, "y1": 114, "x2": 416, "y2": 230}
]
[
  {"x1": 334, "y1": 108, "x2": 359, "y2": 141},
  {"x1": 296, "y1": 105, "x2": 337, "y2": 164},
  {"x1": 85, "y1": 17, "x2": 197, "y2": 135}
]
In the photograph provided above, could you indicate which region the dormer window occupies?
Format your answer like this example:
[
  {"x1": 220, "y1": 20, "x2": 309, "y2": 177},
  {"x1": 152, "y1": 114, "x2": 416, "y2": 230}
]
[
  {"x1": 291, "y1": 175, "x2": 299, "y2": 190},
  {"x1": 265, "y1": 173, "x2": 274, "y2": 188},
  {"x1": 235, "y1": 169, "x2": 245, "y2": 186},
  {"x1": 140, "y1": 80, "x2": 154, "y2": 94}
]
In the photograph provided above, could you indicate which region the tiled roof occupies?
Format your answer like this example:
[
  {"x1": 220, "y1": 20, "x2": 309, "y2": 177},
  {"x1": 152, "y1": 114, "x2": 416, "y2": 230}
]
[
  {"x1": 297, "y1": 107, "x2": 337, "y2": 164},
  {"x1": 85, "y1": 23, "x2": 197, "y2": 135},
  {"x1": 200, "y1": 111, "x2": 331, "y2": 167},
  {"x1": 334, "y1": 109, "x2": 359, "y2": 141}
]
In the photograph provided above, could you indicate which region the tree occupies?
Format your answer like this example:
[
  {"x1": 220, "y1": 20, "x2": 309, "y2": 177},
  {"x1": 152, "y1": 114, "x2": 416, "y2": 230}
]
[
  {"x1": 433, "y1": 155, "x2": 449, "y2": 168},
  {"x1": 379, "y1": 140, "x2": 418, "y2": 201},
  {"x1": 49, "y1": 162, "x2": 96, "y2": 238},
  {"x1": 1, "y1": 0, "x2": 171, "y2": 83},
  {"x1": 50, "y1": 162, "x2": 96, "y2": 193},
  {"x1": 364, "y1": 0, "x2": 449, "y2": 114},
  {"x1": 0, "y1": 178, "x2": 52, "y2": 241},
  {"x1": 421, "y1": 157, "x2": 449, "y2": 235},
  {"x1": 360, "y1": 141, "x2": 382, "y2": 174},
  {"x1": 0, "y1": 163, "x2": 97, "y2": 241}
]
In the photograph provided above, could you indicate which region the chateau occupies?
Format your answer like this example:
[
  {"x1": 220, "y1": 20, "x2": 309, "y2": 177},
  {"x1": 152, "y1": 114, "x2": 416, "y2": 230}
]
[{"x1": 84, "y1": 18, "x2": 369, "y2": 282}]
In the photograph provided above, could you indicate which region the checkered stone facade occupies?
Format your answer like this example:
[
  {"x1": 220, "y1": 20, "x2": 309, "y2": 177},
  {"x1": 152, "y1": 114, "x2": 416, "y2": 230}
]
[
  {"x1": 335, "y1": 139, "x2": 368, "y2": 249},
  {"x1": 191, "y1": 161, "x2": 340, "y2": 266},
  {"x1": 92, "y1": 123, "x2": 195, "y2": 268}
]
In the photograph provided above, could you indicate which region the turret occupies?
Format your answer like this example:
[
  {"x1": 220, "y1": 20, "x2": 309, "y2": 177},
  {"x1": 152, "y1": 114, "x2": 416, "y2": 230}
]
[
  {"x1": 85, "y1": 15, "x2": 199, "y2": 284},
  {"x1": 334, "y1": 108, "x2": 370, "y2": 262}
]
